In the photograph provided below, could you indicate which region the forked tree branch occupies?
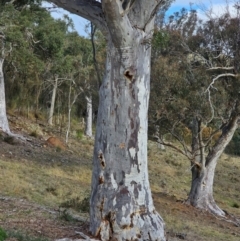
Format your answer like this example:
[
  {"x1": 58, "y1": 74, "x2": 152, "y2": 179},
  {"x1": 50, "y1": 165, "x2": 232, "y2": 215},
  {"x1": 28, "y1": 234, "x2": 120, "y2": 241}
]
[
  {"x1": 128, "y1": 0, "x2": 171, "y2": 32},
  {"x1": 102, "y1": 0, "x2": 133, "y2": 47},
  {"x1": 205, "y1": 73, "x2": 237, "y2": 93}
]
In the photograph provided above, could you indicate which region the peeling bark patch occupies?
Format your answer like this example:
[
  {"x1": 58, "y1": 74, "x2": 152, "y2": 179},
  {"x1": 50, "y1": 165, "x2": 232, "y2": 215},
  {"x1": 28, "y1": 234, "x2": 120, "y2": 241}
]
[
  {"x1": 133, "y1": 182, "x2": 141, "y2": 199},
  {"x1": 99, "y1": 175, "x2": 104, "y2": 184},
  {"x1": 99, "y1": 220, "x2": 110, "y2": 241},
  {"x1": 99, "y1": 198, "x2": 104, "y2": 217},
  {"x1": 119, "y1": 142, "x2": 125, "y2": 149},
  {"x1": 129, "y1": 147, "x2": 136, "y2": 160},
  {"x1": 110, "y1": 173, "x2": 118, "y2": 189},
  {"x1": 149, "y1": 212, "x2": 158, "y2": 230},
  {"x1": 120, "y1": 187, "x2": 129, "y2": 195},
  {"x1": 130, "y1": 118, "x2": 134, "y2": 129}
]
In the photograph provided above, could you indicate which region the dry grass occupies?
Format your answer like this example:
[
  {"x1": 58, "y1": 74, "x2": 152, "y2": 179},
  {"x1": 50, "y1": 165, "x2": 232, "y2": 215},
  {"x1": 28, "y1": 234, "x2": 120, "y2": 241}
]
[
  {"x1": 0, "y1": 118, "x2": 240, "y2": 240},
  {"x1": 0, "y1": 157, "x2": 92, "y2": 208},
  {"x1": 147, "y1": 140, "x2": 240, "y2": 240}
]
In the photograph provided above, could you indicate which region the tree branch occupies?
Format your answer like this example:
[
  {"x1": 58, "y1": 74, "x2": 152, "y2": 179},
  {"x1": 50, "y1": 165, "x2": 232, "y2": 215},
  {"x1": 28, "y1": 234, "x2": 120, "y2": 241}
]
[
  {"x1": 205, "y1": 73, "x2": 237, "y2": 93},
  {"x1": 102, "y1": 0, "x2": 133, "y2": 47},
  {"x1": 128, "y1": 0, "x2": 172, "y2": 32},
  {"x1": 206, "y1": 111, "x2": 239, "y2": 166},
  {"x1": 207, "y1": 67, "x2": 235, "y2": 71},
  {"x1": 48, "y1": 0, "x2": 107, "y2": 33}
]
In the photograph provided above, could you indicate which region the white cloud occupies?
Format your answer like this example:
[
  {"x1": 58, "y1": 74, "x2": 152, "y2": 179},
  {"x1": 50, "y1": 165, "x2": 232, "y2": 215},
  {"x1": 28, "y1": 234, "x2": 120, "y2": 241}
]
[{"x1": 168, "y1": 0, "x2": 237, "y2": 20}]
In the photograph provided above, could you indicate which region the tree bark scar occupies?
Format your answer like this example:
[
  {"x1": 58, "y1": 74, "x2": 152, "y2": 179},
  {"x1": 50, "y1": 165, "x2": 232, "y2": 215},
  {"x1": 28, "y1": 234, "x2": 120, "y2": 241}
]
[
  {"x1": 99, "y1": 198, "x2": 104, "y2": 216},
  {"x1": 98, "y1": 150, "x2": 106, "y2": 168},
  {"x1": 99, "y1": 175, "x2": 105, "y2": 184}
]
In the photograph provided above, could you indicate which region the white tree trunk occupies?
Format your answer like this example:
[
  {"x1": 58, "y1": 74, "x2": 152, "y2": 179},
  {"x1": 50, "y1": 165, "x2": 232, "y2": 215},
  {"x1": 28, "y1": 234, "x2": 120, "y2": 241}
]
[
  {"x1": 0, "y1": 59, "x2": 10, "y2": 134},
  {"x1": 188, "y1": 114, "x2": 239, "y2": 216},
  {"x1": 85, "y1": 94, "x2": 93, "y2": 137},
  {"x1": 90, "y1": 41, "x2": 165, "y2": 241},
  {"x1": 188, "y1": 158, "x2": 225, "y2": 216},
  {"x1": 65, "y1": 84, "x2": 72, "y2": 144},
  {"x1": 48, "y1": 77, "x2": 58, "y2": 126},
  {"x1": 48, "y1": 1, "x2": 168, "y2": 240}
]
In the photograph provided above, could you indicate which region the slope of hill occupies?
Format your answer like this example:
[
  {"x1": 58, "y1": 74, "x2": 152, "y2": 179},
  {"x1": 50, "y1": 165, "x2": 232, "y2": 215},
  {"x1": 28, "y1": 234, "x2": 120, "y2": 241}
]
[{"x1": 0, "y1": 114, "x2": 239, "y2": 241}]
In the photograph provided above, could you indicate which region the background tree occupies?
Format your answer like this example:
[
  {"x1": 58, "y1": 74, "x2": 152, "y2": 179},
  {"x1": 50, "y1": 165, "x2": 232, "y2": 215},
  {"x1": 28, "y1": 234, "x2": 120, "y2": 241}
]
[
  {"x1": 149, "y1": 7, "x2": 240, "y2": 216},
  {"x1": 0, "y1": 2, "x2": 43, "y2": 133}
]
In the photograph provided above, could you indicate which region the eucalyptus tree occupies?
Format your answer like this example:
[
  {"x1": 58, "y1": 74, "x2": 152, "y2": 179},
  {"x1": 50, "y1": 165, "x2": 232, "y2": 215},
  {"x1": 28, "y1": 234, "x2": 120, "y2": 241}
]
[
  {"x1": 47, "y1": 0, "x2": 173, "y2": 240},
  {"x1": 1, "y1": 1, "x2": 47, "y2": 119},
  {"x1": 34, "y1": 12, "x2": 74, "y2": 124},
  {"x1": 0, "y1": 2, "x2": 42, "y2": 133},
  {"x1": 0, "y1": 31, "x2": 10, "y2": 133},
  {"x1": 65, "y1": 31, "x2": 96, "y2": 137},
  {"x1": 150, "y1": 7, "x2": 240, "y2": 217}
]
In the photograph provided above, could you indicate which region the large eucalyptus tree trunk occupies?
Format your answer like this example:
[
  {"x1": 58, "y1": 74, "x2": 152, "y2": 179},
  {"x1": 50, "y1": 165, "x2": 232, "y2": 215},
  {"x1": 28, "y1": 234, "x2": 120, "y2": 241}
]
[
  {"x1": 187, "y1": 114, "x2": 239, "y2": 216},
  {"x1": 90, "y1": 40, "x2": 165, "y2": 241},
  {"x1": 0, "y1": 59, "x2": 10, "y2": 134},
  {"x1": 49, "y1": 1, "x2": 168, "y2": 240}
]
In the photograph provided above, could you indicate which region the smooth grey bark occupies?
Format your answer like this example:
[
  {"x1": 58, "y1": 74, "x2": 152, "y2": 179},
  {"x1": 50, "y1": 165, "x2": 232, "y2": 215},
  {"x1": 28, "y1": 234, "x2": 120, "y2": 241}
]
[
  {"x1": 187, "y1": 114, "x2": 239, "y2": 216},
  {"x1": 48, "y1": 77, "x2": 58, "y2": 126},
  {"x1": 48, "y1": 1, "x2": 168, "y2": 240},
  {"x1": 90, "y1": 39, "x2": 165, "y2": 241},
  {"x1": 0, "y1": 58, "x2": 10, "y2": 133},
  {"x1": 85, "y1": 95, "x2": 93, "y2": 137}
]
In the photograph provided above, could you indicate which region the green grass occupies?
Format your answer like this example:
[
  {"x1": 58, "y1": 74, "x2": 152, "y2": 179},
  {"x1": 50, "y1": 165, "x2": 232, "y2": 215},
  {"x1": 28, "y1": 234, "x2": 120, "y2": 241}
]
[{"x1": 0, "y1": 227, "x2": 7, "y2": 241}]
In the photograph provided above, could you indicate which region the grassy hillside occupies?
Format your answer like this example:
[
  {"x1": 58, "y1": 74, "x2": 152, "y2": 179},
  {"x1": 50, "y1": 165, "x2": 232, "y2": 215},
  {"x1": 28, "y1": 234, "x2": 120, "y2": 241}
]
[{"x1": 0, "y1": 114, "x2": 239, "y2": 241}]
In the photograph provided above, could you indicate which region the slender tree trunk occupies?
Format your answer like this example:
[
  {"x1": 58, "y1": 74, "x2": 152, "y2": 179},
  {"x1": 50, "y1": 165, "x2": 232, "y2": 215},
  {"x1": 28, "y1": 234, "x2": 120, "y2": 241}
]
[
  {"x1": 65, "y1": 84, "x2": 72, "y2": 144},
  {"x1": 90, "y1": 41, "x2": 165, "y2": 241},
  {"x1": 66, "y1": 82, "x2": 81, "y2": 143},
  {"x1": 85, "y1": 94, "x2": 93, "y2": 137},
  {"x1": 35, "y1": 73, "x2": 41, "y2": 112},
  {"x1": 48, "y1": 77, "x2": 58, "y2": 126},
  {"x1": 0, "y1": 59, "x2": 10, "y2": 134},
  {"x1": 187, "y1": 114, "x2": 239, "y2": 216}
]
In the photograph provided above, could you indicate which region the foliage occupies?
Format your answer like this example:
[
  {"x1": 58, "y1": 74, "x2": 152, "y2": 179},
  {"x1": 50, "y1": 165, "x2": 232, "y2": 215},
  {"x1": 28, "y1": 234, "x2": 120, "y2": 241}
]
[
  {"x1": 149, "y1": 6, "x2": 240, "y2": 160},
  {"x1": 60, "y1": 190, "x2": 90, "y2": 213},
  {"x1": 76, "y1": 129, "x2": 84, "y2": 140},
  {"x1": 0, "y1": 227, "x2": 7, "y2": 241},
  {"x1": 0, "y1": 0, "x2": 98, "y2": 131},
  {"x1": 225, "y1": 129, "x2": 240, "y2": 156}
]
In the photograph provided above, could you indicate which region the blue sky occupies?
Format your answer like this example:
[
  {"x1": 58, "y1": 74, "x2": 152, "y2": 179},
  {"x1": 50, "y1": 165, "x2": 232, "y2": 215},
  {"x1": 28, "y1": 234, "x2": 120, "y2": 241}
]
[{"x1": 44, "y1": 0, "x2": 232, "y2": 37}]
